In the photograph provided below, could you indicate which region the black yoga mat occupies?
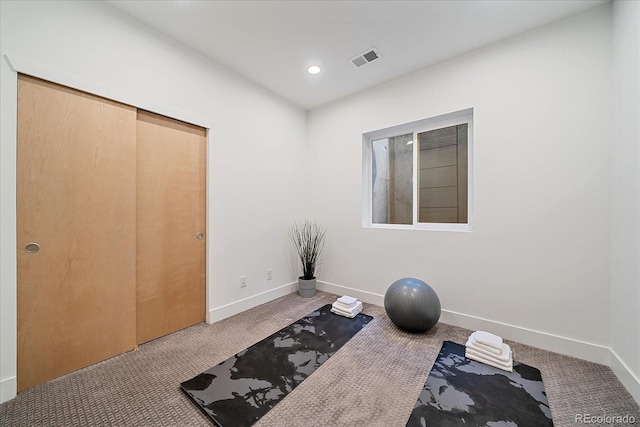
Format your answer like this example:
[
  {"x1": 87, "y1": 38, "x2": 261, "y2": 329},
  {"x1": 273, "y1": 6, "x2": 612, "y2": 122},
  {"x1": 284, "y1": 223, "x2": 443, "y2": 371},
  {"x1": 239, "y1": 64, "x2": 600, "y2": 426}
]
[
  {"x1": 407, "y1": 340, "x2": 554, "y2": 427},
  {"x1": 181, "y1": 304, "x2": 372, "y2": 427}
]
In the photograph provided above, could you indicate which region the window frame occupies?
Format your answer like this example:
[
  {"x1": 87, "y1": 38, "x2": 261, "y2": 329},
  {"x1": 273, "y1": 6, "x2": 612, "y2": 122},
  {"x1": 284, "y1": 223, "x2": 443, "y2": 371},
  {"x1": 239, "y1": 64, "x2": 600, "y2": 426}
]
[{"x1": 362, "y1": 108, "x2": 474, "y2": 232}]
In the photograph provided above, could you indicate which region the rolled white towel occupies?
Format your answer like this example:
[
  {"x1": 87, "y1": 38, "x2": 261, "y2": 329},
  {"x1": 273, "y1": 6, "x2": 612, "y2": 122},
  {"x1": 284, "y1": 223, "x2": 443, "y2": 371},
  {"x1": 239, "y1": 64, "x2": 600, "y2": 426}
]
[
  {"x1": 474, "y1": 331, "x2": 503, "y2": 351},
  {"x1": 337, "y1": 295, "x2": 358, "y2": 306},
  {"x1": 467, "y1": 341, "x2": 512, "y2": 363},
  {"x1": 466, "y1": 336, "x2": 512, "y2": 362},
  {"x1": 465, "y1": 346, "x2": 512, "y2": 366},
  {"x1": 334, "y1": 300, "x2": 358, "y2": 311},
  {"x1": 332, "y1": 301, "x2": 362, "y2": 316},
  {"x1": 331, "y1": 300, "x2": 362, "y2": 310},
  {"x1": 466, "y1": 332, "x2": 501, "y2": 355},
  {"x1": 465, "y1": 348, "x2": 513, "y2": 372},
  {"x1": 331, "y1": 304, "x2": 362, "y2": 318}
]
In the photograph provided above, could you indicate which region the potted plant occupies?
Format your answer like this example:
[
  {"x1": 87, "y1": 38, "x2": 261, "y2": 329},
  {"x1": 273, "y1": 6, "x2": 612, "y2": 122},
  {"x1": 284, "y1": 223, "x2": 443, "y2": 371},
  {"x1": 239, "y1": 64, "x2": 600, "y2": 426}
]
[{"x1": 289, "y1": 220, "x2": 326, "y2": 297}]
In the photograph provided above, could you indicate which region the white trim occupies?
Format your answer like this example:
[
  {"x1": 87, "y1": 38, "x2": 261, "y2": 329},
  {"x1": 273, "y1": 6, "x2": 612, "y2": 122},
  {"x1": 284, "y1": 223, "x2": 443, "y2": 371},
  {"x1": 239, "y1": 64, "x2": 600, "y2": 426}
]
[
  {"x1": 364, "y1": 108, "x2": 473, "y2": 141},
  {"x1": 361, "y1": 134, "x2": 373, "y2": 228},
  {"x1": 412, "y1": 130, "x2": 419, "y2": 226},
  {"x1": 317, "y1": 280, "x2": 610, "y2": 365},
  {"x1": 3, "y1": 54, "x2": 213, "y2": 129},
  {"x1": 362, "y1": 108, "x2": 474, "y2": 232},
  {"x1": 0, "y1": 55, "x2": 215, "y2": 404},
  {"x1": 3, "y1": 54, "x2": 16, "y2": 72},
  {"x1": 205, "y1": 133, "x2": 212, "y2": 324},
  {"x1": 440, "y1": 309, "x2": 610, "y2": 365},
  {"x1": 0, "y1": 376, "x2": 16, "y2": 403},
  {"x1": 208, "y1": 282, "x2": 297, "y2": 324},
  {"x1": 1, "y1": 55, "x2": 19, "y2": 404},
  {"x1": 317, "y1": 280, "x2": 385, "y2": 306},
  {"x1": 364, "y1": 223, "x2": 472, "y2": 232},
  {"x1": 609, "y1": 348, "x2": 640, "y2": 403}
]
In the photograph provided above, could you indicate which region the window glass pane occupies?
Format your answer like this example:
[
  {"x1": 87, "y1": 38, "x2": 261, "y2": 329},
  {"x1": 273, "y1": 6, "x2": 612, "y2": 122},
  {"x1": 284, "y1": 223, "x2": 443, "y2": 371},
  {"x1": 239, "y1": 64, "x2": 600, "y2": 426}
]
[
  {"x1": 364, "y1": 108, "x2": 472, "y2": 230},
  {"x1": 371, "y1": 133, "x2": 413, "y2": 224},
  {"x1": 417, "y1": 124, "x2": 468, "y2": 223}
]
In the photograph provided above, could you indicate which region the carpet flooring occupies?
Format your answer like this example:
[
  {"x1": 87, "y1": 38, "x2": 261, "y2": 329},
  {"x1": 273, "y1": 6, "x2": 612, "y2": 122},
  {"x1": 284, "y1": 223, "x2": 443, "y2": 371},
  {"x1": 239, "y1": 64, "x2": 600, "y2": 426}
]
[
  {"x1": 407, "y1": 341, "x2": 553, "y2": 426},
  {"x1": 1, "y1": 291, "x2": 638, "y2": 426},
  {"x1": 181, "y1": 304, "x2": 372, "y2": 426}
]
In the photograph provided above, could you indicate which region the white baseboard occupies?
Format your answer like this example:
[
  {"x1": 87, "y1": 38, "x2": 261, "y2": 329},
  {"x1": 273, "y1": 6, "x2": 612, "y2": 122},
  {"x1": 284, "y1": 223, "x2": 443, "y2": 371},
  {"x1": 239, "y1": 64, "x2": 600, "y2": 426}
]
[
  {"x1": 317, "y1": 280, "x2": 610, "y2": 365},
  {"x1": 439, "y1": 309, "x2": 611, "y2": 365},
  {"x1": 204, "y1": 279, "x2": 639, "y2": 405},
  {"x1": 0, "y1": 376, "x2": 16, "y2": 404},
  {"x1": 609, "y1": 348, "x2": 640, "y2": 404},
  {"x1": 208, "y1": 282, "x2": 297, "y2": 324},
  {"x1": 317, "y1": 280, "x2": 385, "y2": 306}
]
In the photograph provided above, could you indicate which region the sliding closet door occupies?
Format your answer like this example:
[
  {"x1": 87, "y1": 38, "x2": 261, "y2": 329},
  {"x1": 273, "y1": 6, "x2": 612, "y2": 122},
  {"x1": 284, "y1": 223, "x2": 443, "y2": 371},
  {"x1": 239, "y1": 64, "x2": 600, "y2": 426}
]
[
  {"x1": 17, "y1": 74, "x2": 137, "y2": 392},
  {"x1": 136, "y1": 111, "x2": 206, "y2": 344}
]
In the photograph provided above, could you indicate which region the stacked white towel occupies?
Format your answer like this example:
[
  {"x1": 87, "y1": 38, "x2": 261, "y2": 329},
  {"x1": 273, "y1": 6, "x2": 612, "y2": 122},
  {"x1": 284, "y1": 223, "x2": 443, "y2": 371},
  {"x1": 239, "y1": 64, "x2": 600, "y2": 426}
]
[
  {"x1": 465, "y1": 331, "x2": 513, "y2": 372},
  {"x1": 331, "y1": 295, "x2": 363, "y2": 318}
]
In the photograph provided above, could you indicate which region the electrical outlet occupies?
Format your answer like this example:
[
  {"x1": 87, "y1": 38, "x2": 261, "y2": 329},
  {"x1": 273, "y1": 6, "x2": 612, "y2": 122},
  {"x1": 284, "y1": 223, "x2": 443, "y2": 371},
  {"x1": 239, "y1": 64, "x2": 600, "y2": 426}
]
[
  {"x1": 240, "y1": 275, "x2": 247, "y2": 288},
  {"x1": 266, "y1": 269, "x2": 273, "y2": 281}
]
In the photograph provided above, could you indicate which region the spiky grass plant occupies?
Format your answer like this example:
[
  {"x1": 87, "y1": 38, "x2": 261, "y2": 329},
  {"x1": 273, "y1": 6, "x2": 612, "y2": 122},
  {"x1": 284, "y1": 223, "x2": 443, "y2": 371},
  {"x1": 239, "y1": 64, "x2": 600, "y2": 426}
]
[{"x1": 289, "y1": 220, "x2": 326, "y2": 280}]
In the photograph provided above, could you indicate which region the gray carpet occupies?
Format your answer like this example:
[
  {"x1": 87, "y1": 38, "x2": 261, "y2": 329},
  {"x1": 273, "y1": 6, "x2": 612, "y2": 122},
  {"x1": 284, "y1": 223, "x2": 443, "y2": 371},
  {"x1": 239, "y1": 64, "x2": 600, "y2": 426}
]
[{"x1": 1, "y1": 291, "x2": 638, "y2": 426}]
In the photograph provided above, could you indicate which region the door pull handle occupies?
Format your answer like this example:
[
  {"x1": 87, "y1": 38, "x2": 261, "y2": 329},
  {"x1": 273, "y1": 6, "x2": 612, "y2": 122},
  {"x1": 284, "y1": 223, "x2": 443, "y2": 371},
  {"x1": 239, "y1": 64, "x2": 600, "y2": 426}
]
[{"x1": 25, "y1": 243, "x2": 40, "y2": 253}]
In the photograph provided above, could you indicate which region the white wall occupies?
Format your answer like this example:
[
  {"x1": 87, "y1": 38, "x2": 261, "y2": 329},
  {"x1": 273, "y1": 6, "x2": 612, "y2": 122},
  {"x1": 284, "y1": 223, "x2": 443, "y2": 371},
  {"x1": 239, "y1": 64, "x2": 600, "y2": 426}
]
[
  {"x1": 2, "y1": 0, "x2": 637, "y2": 406},
  {"x1": 610, "y1": 0, "x2": 640, "y2": 403},
  {"x1": 0, "y1": 0, "x2": 307, "y2": 402},
  {"x1": 308, "y1": 6, "x2": 613, "y2": 362}
]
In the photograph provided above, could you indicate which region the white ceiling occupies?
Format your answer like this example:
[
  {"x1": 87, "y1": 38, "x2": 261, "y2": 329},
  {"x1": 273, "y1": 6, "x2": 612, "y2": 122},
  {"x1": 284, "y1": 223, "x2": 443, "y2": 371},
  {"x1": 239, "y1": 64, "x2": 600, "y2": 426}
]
[{"x1": 106, "y1": 0, "x2": 609, "y2": 111}]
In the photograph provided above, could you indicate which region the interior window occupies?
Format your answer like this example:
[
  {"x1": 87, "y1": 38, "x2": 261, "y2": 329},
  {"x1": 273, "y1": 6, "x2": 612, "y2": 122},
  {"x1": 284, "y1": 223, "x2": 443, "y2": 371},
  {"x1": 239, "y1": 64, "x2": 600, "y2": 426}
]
[{"x1": 363, "y1": 109, "x2": 473, "y2": 231}]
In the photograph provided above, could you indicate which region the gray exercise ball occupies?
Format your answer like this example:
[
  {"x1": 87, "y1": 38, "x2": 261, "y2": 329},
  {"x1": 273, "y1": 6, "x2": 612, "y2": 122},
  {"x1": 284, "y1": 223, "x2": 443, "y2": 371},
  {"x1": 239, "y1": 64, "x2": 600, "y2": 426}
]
[{"x1": 384, "y1": 277, "x2": 441, "y2": 332}]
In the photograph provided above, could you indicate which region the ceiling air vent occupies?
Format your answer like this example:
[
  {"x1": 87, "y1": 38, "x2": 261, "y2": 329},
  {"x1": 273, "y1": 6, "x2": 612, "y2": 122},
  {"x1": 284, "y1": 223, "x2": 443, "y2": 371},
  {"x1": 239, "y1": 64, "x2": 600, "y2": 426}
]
[{"x1": 350, "y1": 47, "x2": 381, "y2": 68}]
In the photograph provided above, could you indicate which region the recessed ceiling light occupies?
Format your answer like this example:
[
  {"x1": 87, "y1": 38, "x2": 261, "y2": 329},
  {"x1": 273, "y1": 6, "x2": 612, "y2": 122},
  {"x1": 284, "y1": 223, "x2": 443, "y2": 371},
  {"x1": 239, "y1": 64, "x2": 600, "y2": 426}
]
[{"x1": 307, "y1": 65, "x2": 321, "y2": 75}]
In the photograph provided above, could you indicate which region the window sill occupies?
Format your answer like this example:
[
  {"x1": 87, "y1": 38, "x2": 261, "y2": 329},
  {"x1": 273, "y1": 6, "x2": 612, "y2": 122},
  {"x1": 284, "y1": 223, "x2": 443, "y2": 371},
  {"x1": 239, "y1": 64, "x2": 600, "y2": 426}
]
[{"x1": 363, "y1": 223, "x2": 473, "y2": 232}]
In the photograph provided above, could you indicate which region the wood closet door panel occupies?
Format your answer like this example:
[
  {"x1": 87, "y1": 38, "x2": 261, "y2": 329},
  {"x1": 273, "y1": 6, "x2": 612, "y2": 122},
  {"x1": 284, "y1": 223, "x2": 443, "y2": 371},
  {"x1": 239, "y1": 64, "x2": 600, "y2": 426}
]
[
  {"x1": 17, "y1": 74, "x2": 137, "y2": 391},
  {"x1": 136, "y1": 111, "x2": 206, "y2": 344}
]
